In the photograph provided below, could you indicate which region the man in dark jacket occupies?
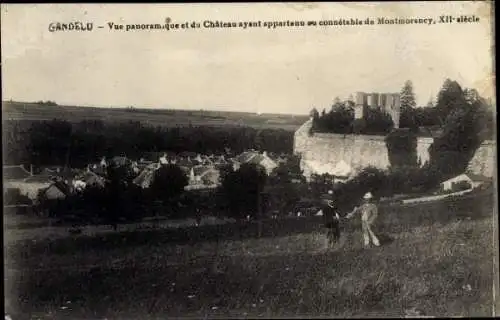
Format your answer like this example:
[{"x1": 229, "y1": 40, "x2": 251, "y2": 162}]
[{"x1": 322, "y1": 190, "x2": 341, "y2": 248}]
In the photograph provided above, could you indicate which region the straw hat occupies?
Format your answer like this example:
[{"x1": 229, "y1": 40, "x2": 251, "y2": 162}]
[{"x1": 363, "y1": 192, "x2": 373, "y2": 200}]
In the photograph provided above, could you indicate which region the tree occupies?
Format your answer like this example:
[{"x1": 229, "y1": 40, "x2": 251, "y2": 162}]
[
  {"x1": 357, "y1": 108, "x2": 394, "y2": 134},
  {"x1": 220, "y1": 163, "x2": 267, "y2": 222},
  {"x1": 314, "y1": 105, "x2": 354, "y2": 134},
  {"x1": 331, "y1": 97, "x2": 343, "y2": 111},
  {"x1": 269, "y1": 154, "x2": 303, "y2": 185},
  {"x1": 399, "y1": 80, "x2": 419, "y2": 132},
  {"x1": 463, "y1": 88, "x2": 481, "y2": 104},
  {"x1": 310, "y1": 107, "x2": 320, "y2": 120},
  {"x1": 99, "y1": 164, "x2": 144, "y2": 229},
  {"x1": 428, "y1": 85, "x2": 493, "y2": 178},
  {"x1": 385, "y1": 129, "x2": 418, "y2": 168},
  {"x1": 150, "y1": 164, "x2": 189, "y2": 208},
  {"x1": 435, "y1": 79, "x2": 467, "y2": 125},
  {"x1": 400, "y1": 80, "x2": 417, "y2": 110}
]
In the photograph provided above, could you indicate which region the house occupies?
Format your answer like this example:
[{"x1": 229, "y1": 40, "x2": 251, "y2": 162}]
[
  {"x1": 463, "y1": 172, "x2": 492, "y2": 189},
  {"x1": 159, "y1": 153, "x2": 169, "y2": 165},
  {"x1": 232, "y1": 151, "x2": 278, "y2": 175},
  {"x1": 440, "y1": 173, "x2": 475, "y2": 191},
  {"x1": 133, "y1": 163, "x2": 159, "y2": 189},
  {"x1": 4, "y1": 179, "x2": 52, "y2": 202},
  {"x1": 79, "y1": 170, "x2": 106, "y2": 188},
  {"x1": 110, "y1": 156, "x2": 130, "y2": 167},
  {"x1": 213, "y1": 155, "x2": 228, "y2": 166},
  {"x1": 188, "y1": 165, "x2": 220, "y2": 186},
  {"x1": 3, "y1": 165, "x2": 33, "y2": 181},
  {"x1": 100, "y1": 156, "x2": 107, "y2": 166},
  {"x1": 42, "y1": 181, "x2": 71, "y2": 200},
  {"x1": 3, "y1": 166, "x2": 49, "y2": 203}
]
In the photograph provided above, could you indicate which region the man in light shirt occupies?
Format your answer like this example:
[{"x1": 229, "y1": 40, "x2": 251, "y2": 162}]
[{"x1": 346, "y1": 192, "x2": 380, "y2": 247}]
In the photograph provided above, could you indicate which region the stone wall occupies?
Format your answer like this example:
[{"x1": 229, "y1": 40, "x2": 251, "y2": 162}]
[
  {"x1": 294, "y1": 119, "x2": 496, "y2": 178},
  {"x1": 467, "y1": 140, "x2": 496, "y2": 178},
  {"x1": 294, "y1": 119, "x2": 391, "y2": 175}
]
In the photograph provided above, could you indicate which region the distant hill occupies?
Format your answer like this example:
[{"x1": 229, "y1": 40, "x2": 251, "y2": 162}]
[{"x1": 2, "y1": 101, "x2": 309, "y2": 131}]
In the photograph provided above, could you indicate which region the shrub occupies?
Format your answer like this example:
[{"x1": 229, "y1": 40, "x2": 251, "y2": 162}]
[
  {"x1": 150, "y1": 164, "x2": 189, "y2": 206},
  {"x1": 220, "y1": 163, "x2": 267, "y2": 220},
  {"x1": 385, "y1": 129, "x2": 418, "y2": 168}
]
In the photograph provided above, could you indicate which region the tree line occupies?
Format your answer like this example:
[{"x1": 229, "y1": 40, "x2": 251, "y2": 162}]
[
  {"x1": 310, "y1": 79, "x2": 494, "y2": 139},
  {"x1": 3, "y1": 120, "x2": 295, "y2": 167}
]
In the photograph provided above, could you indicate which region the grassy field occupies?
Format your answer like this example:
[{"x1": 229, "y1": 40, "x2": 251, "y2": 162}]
[
  {"x1": 4, "y1": 193, "x2": 497, "y2": 319},
  {"x1": 2, "y1": 101, "x2": 308, "y2": 131}
]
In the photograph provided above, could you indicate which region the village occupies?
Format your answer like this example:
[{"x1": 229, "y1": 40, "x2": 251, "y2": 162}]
[
  {"x1": 4, "y1": 150, "x2": 301, "y2": 216},
  {"x1": 4, "y1": 143, "x2": 490, "y2": 222}
]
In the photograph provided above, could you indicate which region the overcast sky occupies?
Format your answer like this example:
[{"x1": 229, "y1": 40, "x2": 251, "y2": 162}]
[{"x1": 1, "y1": 2, "x2": 494, "y2": 115}]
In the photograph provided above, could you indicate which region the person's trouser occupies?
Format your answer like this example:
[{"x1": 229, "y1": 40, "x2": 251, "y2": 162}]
[
  {"x1": 361, "y1": 219, "x2": 380, "y2": 247},
  {"x1": 326, "y1": 223, "x2": 340, "y2": 247}
]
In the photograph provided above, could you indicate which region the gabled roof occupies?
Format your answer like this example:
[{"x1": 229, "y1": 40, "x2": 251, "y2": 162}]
[
  {"x1": 193, "y1": 165, "x2": 216, "y2": 177},
  {"x1": 247, "y1": 154, "x2": 264, "y2": 165},
  {"x1": 234, "y1": 151, "x2": 258, "y2": 164},
  {"x1": 466, "y1": 172, "x2": 493, "y2": 182},
  {"x1": 49, "y1": 180, "x2": 72, "y2": 196},
  {"x1": 441, "y1": 173, "x2": 473, "y2": 184},
  {"x1": 3, "y1": 165, "x2": 32, "y2": 180},
  {"x1": 133, "y1": 167, "x2": 156, "y2": 188},
  {"x1": 247, "y1": 153, "x2": 278, "y2": 170}
]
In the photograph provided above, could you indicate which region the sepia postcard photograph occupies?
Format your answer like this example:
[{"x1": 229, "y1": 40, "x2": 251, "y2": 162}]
[{"x1": 2, "y1": 2, "x2": 497, "y2": 319}]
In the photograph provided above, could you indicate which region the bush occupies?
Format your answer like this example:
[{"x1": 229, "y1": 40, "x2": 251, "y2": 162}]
[
  {"x1": 313, "y1": 106, "x2": 393, "y2": 135},
  {"x1": 263, "y1": 183, "x2": 302, "y2": 216},
  {"x1": 385, "y1": 129, "x2": 418, "y2": 168},
  {"x1": 150, "y1": 164, "x2": 189, "y2": 206},
  {"x1": 329, "y1": 164, "x2": 447, "y2": 213},
  {"x1": 220, "y1": 163, "x2": 267, "y2": 220}
]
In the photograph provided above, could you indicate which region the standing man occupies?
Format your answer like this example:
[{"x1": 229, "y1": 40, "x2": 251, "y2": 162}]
[
  {"x1": 322, "y1": 190, "x2": 341, "y2": 248},
  {"x1": 346, "y1": 192, "x2": 380, "y2": 247}
]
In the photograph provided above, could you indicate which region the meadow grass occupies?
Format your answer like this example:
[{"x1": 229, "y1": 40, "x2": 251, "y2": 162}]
[{"x1": 4, "y1": 195, "x2": 496, "y2": 318}]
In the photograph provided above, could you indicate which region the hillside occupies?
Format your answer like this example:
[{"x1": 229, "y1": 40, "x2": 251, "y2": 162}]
[
  {"x1": 2, "y1": 101, "x2": 308, "y2": 131},
  {"x1": 4, "y1": 193, "x2": 496, "y2": 318}
]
